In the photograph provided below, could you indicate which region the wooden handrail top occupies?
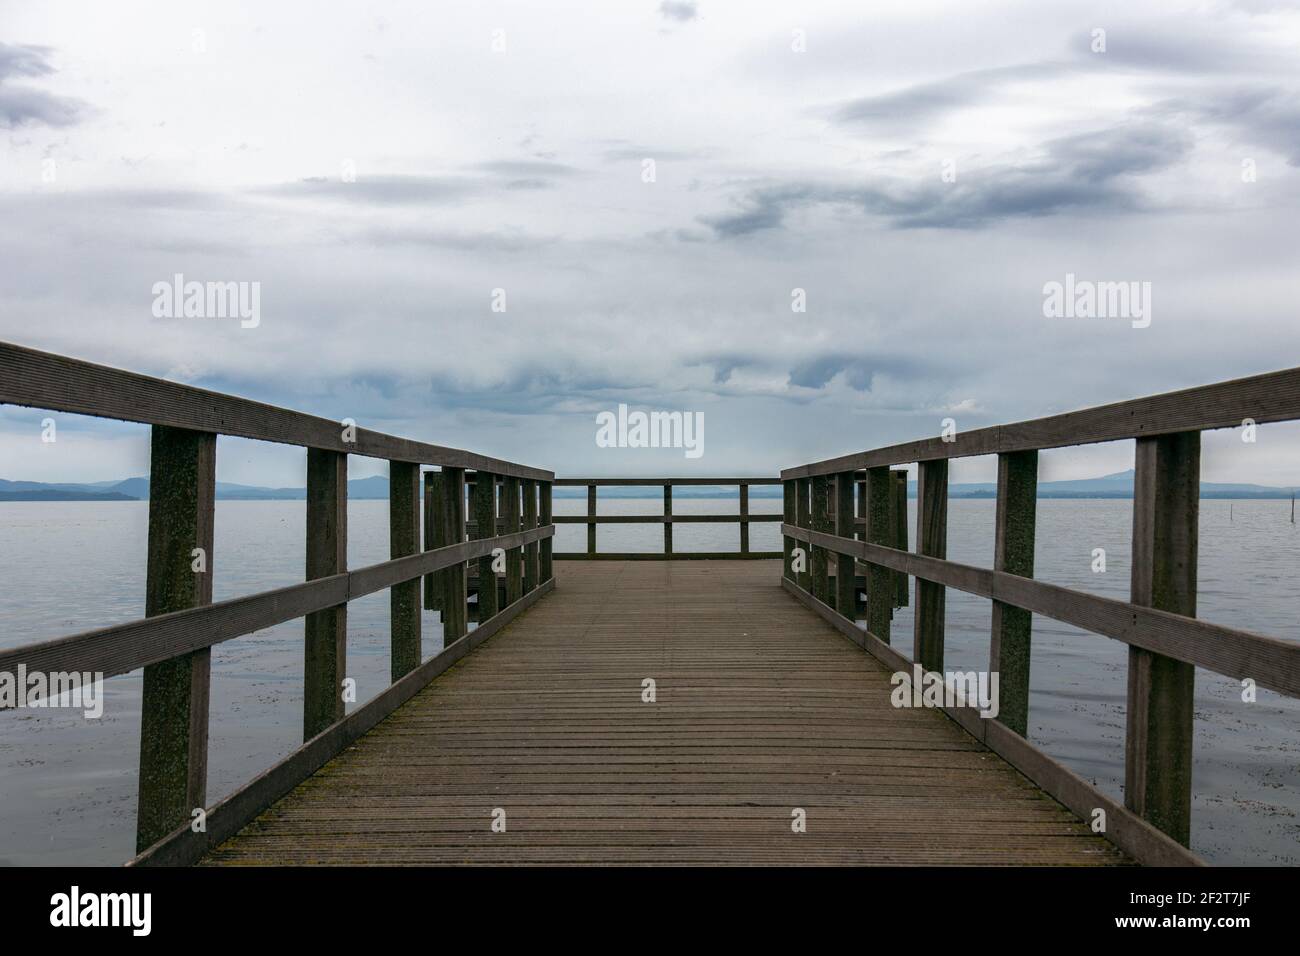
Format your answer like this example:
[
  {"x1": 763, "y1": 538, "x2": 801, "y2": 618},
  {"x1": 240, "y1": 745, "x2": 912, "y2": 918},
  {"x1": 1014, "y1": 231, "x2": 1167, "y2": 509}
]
[
  {"x1": 782, "y1": 364, "x2": 1300, "y2": 479},
  {"x1": 554, "y1": 477, "x2": 780, "y2": 486},
  {"x1": 0, "y1": 341, "x2": 552, "y2": 481}
]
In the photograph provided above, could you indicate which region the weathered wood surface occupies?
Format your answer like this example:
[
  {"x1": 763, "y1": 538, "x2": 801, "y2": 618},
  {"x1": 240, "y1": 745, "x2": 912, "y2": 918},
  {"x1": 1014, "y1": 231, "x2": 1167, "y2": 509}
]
[{"x1": 203, "y1": 561, "x2": 1126, "y2": 866}]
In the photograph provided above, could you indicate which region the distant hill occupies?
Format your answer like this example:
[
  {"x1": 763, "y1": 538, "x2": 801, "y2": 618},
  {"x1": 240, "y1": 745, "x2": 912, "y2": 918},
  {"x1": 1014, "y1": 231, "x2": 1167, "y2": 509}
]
[{"x1": 2, "y1": 470, "x2": 1296, "y2": 501}]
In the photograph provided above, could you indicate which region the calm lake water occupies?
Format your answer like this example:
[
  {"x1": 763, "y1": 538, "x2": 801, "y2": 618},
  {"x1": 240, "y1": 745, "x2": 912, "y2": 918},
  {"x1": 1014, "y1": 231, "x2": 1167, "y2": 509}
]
[{"x1": 1, "y1": 497, "x2": 1297, "y2": 866}]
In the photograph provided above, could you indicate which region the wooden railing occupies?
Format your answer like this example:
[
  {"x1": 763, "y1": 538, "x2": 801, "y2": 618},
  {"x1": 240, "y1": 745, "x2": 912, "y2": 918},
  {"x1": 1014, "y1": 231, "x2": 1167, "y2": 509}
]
[
  {"x1": 0, "y1": 341, "x2": 555, "y2": 862},
  {"x1": 552, "y1": 477, "x2": 782, "y2": 559},
  {"x1": 780, "y1": 365, "x2": 1300, "y2": 866}
]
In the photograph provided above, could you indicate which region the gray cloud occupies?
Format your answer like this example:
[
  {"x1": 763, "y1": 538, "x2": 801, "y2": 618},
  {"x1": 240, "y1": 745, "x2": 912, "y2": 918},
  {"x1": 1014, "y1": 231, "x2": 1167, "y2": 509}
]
[
  {"x1": 702, "y1": 121, "x2": 1194, "y2": 235},
  {"x1": 0, "y1": 42, "x2": 89, "y2": 128},
  {"x1": 659, "y1": 2, "x2": 698, "y2": 23}
]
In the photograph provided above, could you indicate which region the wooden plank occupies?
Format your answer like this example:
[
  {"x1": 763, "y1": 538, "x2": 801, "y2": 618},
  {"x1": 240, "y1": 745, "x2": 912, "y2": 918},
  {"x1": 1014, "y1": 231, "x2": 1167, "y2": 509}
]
[
  {"x1": 436, "y1": 468, "x2": 468, "y2": 644},
  {"x1": 864, "y1": 467, "x2": 892, "y2": 645},
  {"x1": 389, "y1": 462, "x2": 422, "y2": 681},
  {"x1": 1125, "y1": 432, "x2": 1199, "y2": 846},
  {"x1": 780, "y1": 576, "x2": 1200, "y2": 866},
  {"x1": 131, "y1": 578, "x2": 556, "y2": 866},
  {"x1": 739, "y1": 484, "x2": 750, "y2": 554},
  {"x1": 474, "y1": 473, "x2": 500, "y2": 623},
  {"x1": 913, "y1": 459, "x2": 947, "y2": 674},
  {"x1": 834, "y1": 472, "x2": 856, "y2": 617},
  {"x1": 989, "y1": 451, "x2": 1037, "y2": 738},
  {"x1": 779, "y1": 361, "x2": 1300, "y2": 479},
  {"x1": 199, "y1": 562, "x2": 1127, "y2": 867},
  {"x1": 136, "y1": 425, "x2": 215, "y2": 852},
  {"x1": 505, "y1": 477, "x2": 523, "y2": 606},
  {"x1": 304, "y1": 448, "x2": 348, "y2": 740},
  {"x1": 523, "y1": 479, "x2": 540, "y2": 593},
  {"x1": 663, "y1": 484, "x2": 673, "y2": 556},
  {"x1": 0, "y1": 341, "x2": 552, "y2": 480}
]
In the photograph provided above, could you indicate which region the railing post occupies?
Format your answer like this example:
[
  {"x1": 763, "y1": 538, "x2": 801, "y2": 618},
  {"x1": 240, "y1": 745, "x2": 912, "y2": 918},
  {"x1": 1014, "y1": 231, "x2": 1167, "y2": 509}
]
[
  {"x1": 422, "y1": 474, "x2": 437, "y2": 611},
  {"x1": 864, "y1": 466, "x2": 892, "y2": 643},
  {"x1": 389, "y1": 461, "x2": 422, "y2": 681},
  {"x1": 989, "y1": 450, "x2": 1038, "y2": 737},
  {"x1": 856, "y1": 475, "x2": 867, "y2": 541},
  {"x1": 586, "y1": 483, "x2": 597, "y2": 555},
  {"x1": 435, "y1": 467, "x2": 468, "y2": 644},
  {"x1": 303, "y1": 448, "x2": 347, "y2": 741},
  {"x1": 473, "y1": 472, "x2": 499, "y2": 623},
  {"x1": 834, "y1": 471, "x2": 856, "y2": 618},
  {"x1": 782, "y1": 480, "x2": 796, "y2": 583},
  {"x1": 540, "y1": 481, "x2": 553, "y2": 583},
  {"x1": 739, "y1": 483, "x2": 750, "y2": 555},
  {"x1": 1125, "y1": 432, "x2": 1199, "y2": 846},
  {"x1": 523, "y1": 478, "x2": 539, "y2": 593},
  {"x1": 913, "y1": 459, "x2": 948, "y2": 674},
  {"x1": 664, "y1": 483, "x2": 673, "y2": 556},
  {"x1": 505, "y1": 476, "x2": 523, "y2": 606},
  {"x1": 811, "y1": 474, "x2": 830, "y2": 604},
  {"x1": 796, "y1": 477, "x2": 811, "y2": 593},
  {"x1": 891, "y1": 470, "x2": 909, "y2": 609},
  {"x1": 136, "y1": 425, "x2": 215, "y2": 852}
]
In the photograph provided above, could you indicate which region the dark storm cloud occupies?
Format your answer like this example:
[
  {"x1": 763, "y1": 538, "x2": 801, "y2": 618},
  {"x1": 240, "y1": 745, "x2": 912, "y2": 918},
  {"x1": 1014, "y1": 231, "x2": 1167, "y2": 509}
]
[
  {"x1": 702, "y1": 121, "x2": 1194, "y2": 235},
  {"x1": 0, "y1": 42, "x2": 89, "y2": 128}
]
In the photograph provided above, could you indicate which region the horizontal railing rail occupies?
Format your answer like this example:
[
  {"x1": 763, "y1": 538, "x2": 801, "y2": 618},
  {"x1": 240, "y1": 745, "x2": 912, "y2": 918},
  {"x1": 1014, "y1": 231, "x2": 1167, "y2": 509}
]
[
  {"x1": 780, "y1": 364, "x2": 1300, "y2": 867},
  {"x1": 553, "y1": 477, "x2": 781, "y2": 559},
  {"x1": 0, "y1": 340, "x2": 555, "y2": 861}
]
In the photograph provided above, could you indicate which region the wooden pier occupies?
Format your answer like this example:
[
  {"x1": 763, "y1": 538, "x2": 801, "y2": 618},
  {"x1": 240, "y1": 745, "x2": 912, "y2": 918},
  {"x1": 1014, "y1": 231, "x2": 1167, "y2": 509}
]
[{"x1": 4, "y1": 340, "x2": 1300, "y2": 867}]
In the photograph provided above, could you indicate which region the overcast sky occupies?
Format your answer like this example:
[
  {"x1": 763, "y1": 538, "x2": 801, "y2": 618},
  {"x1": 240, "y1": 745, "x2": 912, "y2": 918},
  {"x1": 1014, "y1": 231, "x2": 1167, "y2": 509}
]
[{"x1": 3, "y1": 0, "x2": 1299, "y2": 487}]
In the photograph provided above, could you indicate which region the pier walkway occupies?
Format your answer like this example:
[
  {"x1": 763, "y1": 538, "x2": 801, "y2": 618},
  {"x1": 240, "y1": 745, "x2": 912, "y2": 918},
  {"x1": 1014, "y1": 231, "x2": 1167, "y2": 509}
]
[{"x1": 202, "y1": 561, "x2": 1123, "y2": 865}]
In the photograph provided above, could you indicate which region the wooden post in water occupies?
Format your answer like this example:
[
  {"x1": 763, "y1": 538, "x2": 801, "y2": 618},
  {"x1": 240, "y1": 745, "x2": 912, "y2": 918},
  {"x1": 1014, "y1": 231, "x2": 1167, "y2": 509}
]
[
  {"x1": 782, "y1": 480, "x2": 796, "y2": 583},
  {"x1": 586, "y1": 483, "x2": 597, "y2": 555},
  {"x1": 303, "y1": 448, "x2": 347, "y2": 741},
  {"x1": 505, "y1": 476, "x2": 523, "y2": 606},
  {"x1": 663, "y1": 483, "x2": 673, "y2": 556},
  {"x1": 796, "y1": 477, "x2": 811, "y2": 593},
  {"x1": 912, "y1": 459, "x2": 948, "y2": 674},
  {"x1": 834, "y1": 471, "x2": 856, "y2": 618},
  {"x1": 864, "y1": 467, "x2": 893, "y2": 643},
  {"x1": 136, "y1": 425, "x2": 215, "y2": 852},
  {"x1": 540, "y1": 481, "x2": 553, "y2": 582},
  {"x1": 473, "y1": 472, "x2": 499, "y2": 623},
  {"x1": 739, "y1": 484, "x2": 750, "y2": 554},
  {"x1": 1125, "y1": 432, "x2": 1199, "y2": 846},
  {"x1": 523, "y1": 479, "x2": 539, "y2": 593},
  {"x1": 389, "y1": 461, "x2": 422, "y2": 681},
  {"x1": 435, "y1": 467, "x2": 468, "y2": 643},
  {"x1": 811, "y1": 474, "x2": 830, "y2": 604},
  {"x1": 989, "y1": 450, "x2": 1037, "y2": 737}
]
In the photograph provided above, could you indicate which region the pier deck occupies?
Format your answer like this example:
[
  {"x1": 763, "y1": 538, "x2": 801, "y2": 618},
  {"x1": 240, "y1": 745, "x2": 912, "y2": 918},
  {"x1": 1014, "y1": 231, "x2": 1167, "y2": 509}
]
[{"x1": 202, "y1": 561, "x2": 1126, "y2": 866}]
